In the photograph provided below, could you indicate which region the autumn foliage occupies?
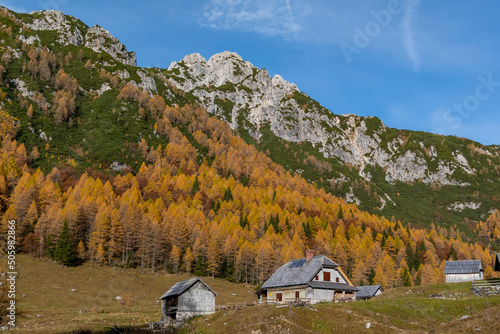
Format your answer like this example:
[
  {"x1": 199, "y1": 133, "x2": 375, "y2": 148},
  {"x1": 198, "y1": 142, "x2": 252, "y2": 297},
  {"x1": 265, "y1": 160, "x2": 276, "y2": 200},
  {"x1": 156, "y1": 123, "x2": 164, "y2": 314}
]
[{"x1": 1, "y1": 86, "x2": 499, "y2": 289}]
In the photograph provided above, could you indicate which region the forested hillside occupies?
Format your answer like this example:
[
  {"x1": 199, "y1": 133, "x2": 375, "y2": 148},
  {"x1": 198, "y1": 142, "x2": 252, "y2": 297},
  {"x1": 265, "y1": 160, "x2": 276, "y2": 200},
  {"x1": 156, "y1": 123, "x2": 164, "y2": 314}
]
[{"x1": 0, "y1": 7, "x2": 499, "y2": 292}]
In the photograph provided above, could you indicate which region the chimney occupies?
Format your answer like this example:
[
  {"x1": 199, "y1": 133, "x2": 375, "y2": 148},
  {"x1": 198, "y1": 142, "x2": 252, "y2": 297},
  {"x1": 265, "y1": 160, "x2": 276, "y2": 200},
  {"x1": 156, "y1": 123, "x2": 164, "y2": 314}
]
[{"x1": 305, "y1": 250, "x2": 315, "y2": 262}]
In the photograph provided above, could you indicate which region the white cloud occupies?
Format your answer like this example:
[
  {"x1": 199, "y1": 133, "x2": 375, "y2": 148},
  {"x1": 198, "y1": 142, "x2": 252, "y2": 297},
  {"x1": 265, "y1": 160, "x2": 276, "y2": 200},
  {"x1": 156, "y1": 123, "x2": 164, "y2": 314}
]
[
  {"x1": 202, "y1": 0, "x2": 309, "y2": 38},
  {"x1": 401, "y1": 0, "x2": 421, "y2": 71}
]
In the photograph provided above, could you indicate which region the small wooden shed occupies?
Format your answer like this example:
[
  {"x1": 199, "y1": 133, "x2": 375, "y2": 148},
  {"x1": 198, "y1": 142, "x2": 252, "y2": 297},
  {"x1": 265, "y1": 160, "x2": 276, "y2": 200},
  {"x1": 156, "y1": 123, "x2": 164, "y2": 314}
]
[
  {"x1": 355, "y1": 285, "x2": 383, "y2": 300},
  {"x1": 160, "y1": 277, "x2": 217, "y2": 325},
  {"x1": 444, "y1": 260, "x2": 483, "y2": 283}
]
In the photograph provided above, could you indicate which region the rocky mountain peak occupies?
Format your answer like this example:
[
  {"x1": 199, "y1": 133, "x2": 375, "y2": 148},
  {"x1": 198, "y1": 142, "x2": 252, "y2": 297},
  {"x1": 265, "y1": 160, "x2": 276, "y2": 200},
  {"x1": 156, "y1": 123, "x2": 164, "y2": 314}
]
[
  {"x1": 179, "y1": 52, "x2": 206, "y2": 66},
  {"x1": 271, "y1": 74, "x2": 298, "y2": 93},
  {"x1": 165, "y1": 50, "x2": 302, "y2": 136},
  {"x1": 25, "y1": 10, "x2": 135, "y2": 66},
  {"x1": 27, "y1": 9, "x2": 83, "y2": 46},
  {"x1": 207, "y1": 50, "x2": 244, "y2": 64},
  {"x1": 28, "y1": 9, "x2": 68, "y2": 27},
  {"x1": 168, "y1": 51, "x2": 299, "y2": 94}
]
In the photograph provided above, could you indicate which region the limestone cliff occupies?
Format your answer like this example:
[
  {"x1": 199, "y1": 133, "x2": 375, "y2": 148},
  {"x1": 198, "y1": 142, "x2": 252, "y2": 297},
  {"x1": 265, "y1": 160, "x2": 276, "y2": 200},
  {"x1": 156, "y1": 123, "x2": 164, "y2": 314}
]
[{"x1": 165, "y1": 51, "x2": 496, "y2": 187}]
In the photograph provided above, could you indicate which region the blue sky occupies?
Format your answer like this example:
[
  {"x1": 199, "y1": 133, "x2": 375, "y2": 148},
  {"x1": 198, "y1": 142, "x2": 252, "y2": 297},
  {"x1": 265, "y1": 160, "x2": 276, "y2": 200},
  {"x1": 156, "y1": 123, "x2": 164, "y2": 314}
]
[{"x1": 3, "y1": 0, "x2": 500, "y2": 145}]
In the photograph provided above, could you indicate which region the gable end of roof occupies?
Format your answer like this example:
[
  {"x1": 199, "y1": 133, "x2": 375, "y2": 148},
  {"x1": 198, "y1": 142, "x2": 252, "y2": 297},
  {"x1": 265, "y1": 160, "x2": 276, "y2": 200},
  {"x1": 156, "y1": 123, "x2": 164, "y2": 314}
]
[{"x1": 161, "y1": 277, "x2": 217, "y2": 299}]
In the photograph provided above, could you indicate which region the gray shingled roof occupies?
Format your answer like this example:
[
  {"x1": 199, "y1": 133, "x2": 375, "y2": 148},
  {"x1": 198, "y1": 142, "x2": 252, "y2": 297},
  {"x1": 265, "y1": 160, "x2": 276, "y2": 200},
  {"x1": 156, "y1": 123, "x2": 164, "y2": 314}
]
[
  {"x1": 259, "y1": 255, "x2": 340, "y2": 291},
  {"x1": 160, "y1": 277, "x2": 216, "y2": 299},
  {"x1": 308, "y1": 281, "x2": 359, "y2": 291},
  {"x1": 355, "y1": 285, "x2": 382, "y2": 299},
  {"x1": 444, "y1": 260, "x2": 483, "y2": 274}
]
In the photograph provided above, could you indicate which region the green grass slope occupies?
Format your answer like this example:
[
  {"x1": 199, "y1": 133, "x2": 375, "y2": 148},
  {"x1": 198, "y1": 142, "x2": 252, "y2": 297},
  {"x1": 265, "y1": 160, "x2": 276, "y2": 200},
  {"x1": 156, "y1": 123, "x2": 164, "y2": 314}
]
[
  {"x1": 184, "y1": 283, "x2": 500, "y2": 334},
  {"x1": 13, "y1": 255, "x2": 256, "y2": 333}
]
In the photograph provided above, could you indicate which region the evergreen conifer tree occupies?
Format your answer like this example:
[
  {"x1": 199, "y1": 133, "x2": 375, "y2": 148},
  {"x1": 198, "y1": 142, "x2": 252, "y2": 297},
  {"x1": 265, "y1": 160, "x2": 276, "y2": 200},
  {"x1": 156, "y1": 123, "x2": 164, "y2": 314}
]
[
  {"x1": 190, "y1": 176, "x2": 200, "y2": 195},
  {"x1": 448, "y1": 245, "x2": 458, "y2": 260},
  {"x1": 367, "y1": 267, "x2": 376, "y2": 285},
  {"x1": 401, "y1": 267, "x2": 412, "y2": 286},
  {"x1": 405, "y1": 243, "x2": 415, "y2": 270},
  {"x1": 54, "y1": 221, "x2": 75, "y2": 265},
  {"x1": 337, "y1": 207, "x2": 344, "y2": 220},
  {"x1": 46, "y1": 234, "x2": 56, "y2": 259},
  {"x1": 414, "y1": 272, "x2": 422, "y2": 286}
]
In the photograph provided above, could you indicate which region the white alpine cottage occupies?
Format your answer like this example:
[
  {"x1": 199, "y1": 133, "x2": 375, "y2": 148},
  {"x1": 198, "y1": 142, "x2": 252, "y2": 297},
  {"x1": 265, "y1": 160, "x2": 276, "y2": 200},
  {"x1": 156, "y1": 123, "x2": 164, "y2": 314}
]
[
  {"x1": 256, "y1": 250, "x2": 358, "y2": 304},
  {"x1": 444, "y1": 260, "x2": 483, "y2": 283}
]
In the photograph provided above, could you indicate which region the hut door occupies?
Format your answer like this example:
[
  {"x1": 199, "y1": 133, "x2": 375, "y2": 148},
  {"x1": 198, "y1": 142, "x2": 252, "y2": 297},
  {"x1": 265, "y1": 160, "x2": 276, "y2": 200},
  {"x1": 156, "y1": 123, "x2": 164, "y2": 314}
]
[
  {"x1": 276, "y1": 293, "x2": 283, "y2": 302},
  {"x1": 295, "y1": 291, "x2": 300, "y2": 300}
]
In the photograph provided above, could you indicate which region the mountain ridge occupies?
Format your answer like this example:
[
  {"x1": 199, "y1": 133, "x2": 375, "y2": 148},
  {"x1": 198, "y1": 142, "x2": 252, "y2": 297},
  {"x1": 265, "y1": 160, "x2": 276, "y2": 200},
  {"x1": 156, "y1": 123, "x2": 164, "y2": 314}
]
[
  {"x1": 17, "y1": 9, "x2": 136, "y2": 66},
  {"x1": 164, "y1": 50, "x2": 498, "y2": 185}
]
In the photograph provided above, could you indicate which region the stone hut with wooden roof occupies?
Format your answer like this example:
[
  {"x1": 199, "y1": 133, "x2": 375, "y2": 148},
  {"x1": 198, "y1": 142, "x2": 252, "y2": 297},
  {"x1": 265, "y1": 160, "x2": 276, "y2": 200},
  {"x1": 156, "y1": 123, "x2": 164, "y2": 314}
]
[
  {"x1": 355, "y1": 285, "x2": 383, "y2": 300},
  {"x1": 160, "y1": 277, "x2": 217, "y2": 325},
  {"x1": 256, "y1": 250, "x2": 358, "y2": 304},
  {"x1": 444, "y1": 260, "x2": 484, "y2": 283}
]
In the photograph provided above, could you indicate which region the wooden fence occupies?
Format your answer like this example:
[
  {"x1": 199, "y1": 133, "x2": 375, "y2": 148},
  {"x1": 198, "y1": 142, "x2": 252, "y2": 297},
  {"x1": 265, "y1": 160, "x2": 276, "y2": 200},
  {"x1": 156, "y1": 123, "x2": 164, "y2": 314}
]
[
  {"x1": 216, "y1": 301, "x2": 259, "y2": 310},
  {"x1": 216, "y1": 298, "x2": 311, "y2": 310}
]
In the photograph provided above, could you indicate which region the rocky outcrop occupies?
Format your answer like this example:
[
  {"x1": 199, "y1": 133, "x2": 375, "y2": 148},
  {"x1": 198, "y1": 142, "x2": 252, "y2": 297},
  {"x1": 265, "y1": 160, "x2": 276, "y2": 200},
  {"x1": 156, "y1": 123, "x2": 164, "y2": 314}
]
[
  {"x1": 27, "y1": 10, "x2": 136, "y2": 66},
  {"x1": 11, "y1": 78, "x2": 35, "y2": 98},
  {"x1": 19, "y1": 34, "x2": 41, "y2": 45},
  {"x1": 447, "y1": 202, "x2": 482, "y2": 212},
  {"x1": 85, "y1": 26, "x2": 136, "y2": 66},
  {"x1": 91, "y1": 83, "x2": 111, "y2": 96},
  {"x1": 134, "y1": 70, "x2": 157, "y2": 94},
  {"x1": 27, "y1": 10, "x2": 83, "y2": 46}
]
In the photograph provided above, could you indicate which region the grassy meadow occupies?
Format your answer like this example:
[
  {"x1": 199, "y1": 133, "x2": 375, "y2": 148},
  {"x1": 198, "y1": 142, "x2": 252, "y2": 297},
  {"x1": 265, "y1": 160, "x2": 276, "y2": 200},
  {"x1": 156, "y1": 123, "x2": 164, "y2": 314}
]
[
  {"x1": 3, "y1": 254, "x2": 499, "y2": 333},
  {"x1": 11, "y1": 255, "x2": 256, "y2": 333}
]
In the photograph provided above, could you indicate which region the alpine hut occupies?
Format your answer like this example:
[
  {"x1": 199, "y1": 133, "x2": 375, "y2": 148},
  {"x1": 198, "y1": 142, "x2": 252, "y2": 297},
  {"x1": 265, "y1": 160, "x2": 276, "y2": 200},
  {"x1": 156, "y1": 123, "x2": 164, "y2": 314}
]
[
  {"x1": 256, "y1": 250, "x2": 358, "y2": 304},
  {"x1": 160, "y1": 277, "x2": 217, "y2": 325},
  {"x1": 355, "y1": 285, "x2": 383, "y2": 300},
  {"x1": 444, "y1": 260, "x2": 484, "y2": 283}
]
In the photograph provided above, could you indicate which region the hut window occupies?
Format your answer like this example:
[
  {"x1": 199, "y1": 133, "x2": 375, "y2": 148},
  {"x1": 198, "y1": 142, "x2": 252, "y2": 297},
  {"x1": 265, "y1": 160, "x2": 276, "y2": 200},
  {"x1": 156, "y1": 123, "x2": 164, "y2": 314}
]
[
  {"x1": 315, "y1": 275, "x2": 318, "y2": 280},
  {"x1": 324, "y1": 272, "x2": 331, "y2": 281},
  {"x1": 336, "y1": 277, "x2": 339, "y2": 282}
]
